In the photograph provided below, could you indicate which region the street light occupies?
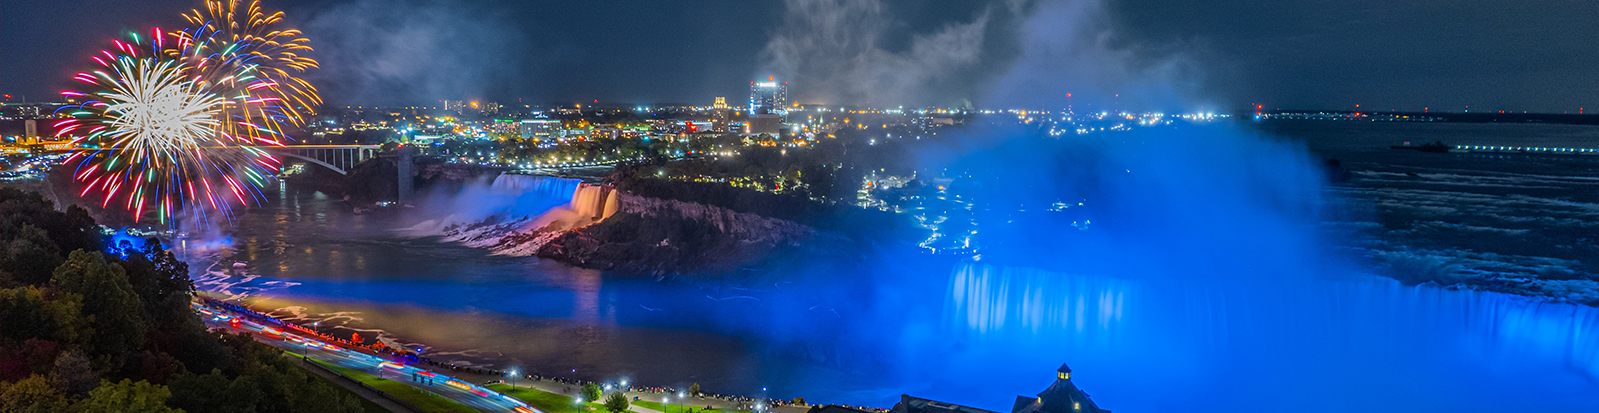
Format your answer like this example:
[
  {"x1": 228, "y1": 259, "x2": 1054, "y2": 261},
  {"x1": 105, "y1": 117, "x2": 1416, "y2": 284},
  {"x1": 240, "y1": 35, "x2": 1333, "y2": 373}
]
[{"x1": 508, "y1": 368, "x2": 520, "y2": 387}]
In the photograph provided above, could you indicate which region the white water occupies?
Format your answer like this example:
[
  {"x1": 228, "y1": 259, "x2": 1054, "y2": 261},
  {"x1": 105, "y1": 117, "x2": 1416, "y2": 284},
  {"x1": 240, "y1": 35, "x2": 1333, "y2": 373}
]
[
  {"x1": 928, "y1": 263, "x2": 1599, "y2": 412},
  {"x1": 402, "y1": 173, "x2": 618, "y2": 255}
]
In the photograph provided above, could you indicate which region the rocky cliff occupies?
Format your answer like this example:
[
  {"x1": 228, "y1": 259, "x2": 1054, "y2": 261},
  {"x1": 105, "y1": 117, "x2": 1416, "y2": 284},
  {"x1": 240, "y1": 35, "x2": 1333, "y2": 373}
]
[{"x1": 535, "y1": 193, "x2": 832, "y2": 275}]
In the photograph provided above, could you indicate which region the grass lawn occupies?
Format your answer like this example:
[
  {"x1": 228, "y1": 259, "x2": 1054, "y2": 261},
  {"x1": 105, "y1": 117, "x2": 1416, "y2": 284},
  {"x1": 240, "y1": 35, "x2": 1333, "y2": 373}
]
[
  {"x1": 633, "y1": 399, "x2": 753, "y2": 413},
  {"x1": 310, "y1": 358, "x2": 480, "y2": 413},
  {"x1": 484, "y1": 383, "x2": 613, "y2": 413},
  {"x1": 282, "y1": 354, "x2": 389, "y2": 413}
]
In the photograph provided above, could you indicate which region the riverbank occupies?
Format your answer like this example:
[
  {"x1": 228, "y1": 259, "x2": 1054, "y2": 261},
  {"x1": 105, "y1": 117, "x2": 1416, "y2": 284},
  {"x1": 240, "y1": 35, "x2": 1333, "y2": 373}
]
[{"x1": 204, "y1": 294, "x2": 880, "y2": 413}]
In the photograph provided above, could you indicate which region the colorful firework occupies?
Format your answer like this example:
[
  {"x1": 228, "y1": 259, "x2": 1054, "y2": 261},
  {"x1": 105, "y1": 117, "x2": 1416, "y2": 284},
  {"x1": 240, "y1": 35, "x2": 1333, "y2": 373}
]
[
  {"x1": 177, "y1": 0, "x2": 321, "y2": 144},
  {"x1": 59, "y1": 29, "x2": 277, "y2": 223},
  {"x1": 57, "y1": 0, "x2": 317, "y2": 224}
]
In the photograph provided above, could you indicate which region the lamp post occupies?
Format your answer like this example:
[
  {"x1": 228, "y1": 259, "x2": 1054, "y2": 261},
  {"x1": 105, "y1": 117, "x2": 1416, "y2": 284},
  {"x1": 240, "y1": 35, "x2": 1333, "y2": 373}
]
[{"x1": 508, "y1": 368, "x2": 520, "y2": 388}]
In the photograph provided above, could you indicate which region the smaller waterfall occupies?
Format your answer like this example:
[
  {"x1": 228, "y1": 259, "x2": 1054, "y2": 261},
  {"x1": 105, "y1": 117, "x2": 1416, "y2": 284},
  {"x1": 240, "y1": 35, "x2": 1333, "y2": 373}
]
[
  {"x1": 570, "y1": 183, "x2": 620, "y2": 221},
  {"x1": 406, "y1": 173, "x2": 620, "y2": 256}
]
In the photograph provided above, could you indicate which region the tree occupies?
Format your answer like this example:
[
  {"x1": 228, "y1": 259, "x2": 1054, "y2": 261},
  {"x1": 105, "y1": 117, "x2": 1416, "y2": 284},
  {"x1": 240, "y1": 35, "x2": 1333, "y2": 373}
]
[
  {"x1": 1, "y1": 224, "x2": 63, "y2": 286},
  {"x1": 0, "y1": 286, "x2": 90, "y2": 349},
  {"x1": 119, "y1": 242, "x2": 195, "y2": 330},
  {"x1": 166, "y1": 369, "x2": 257, "y2": 413},
  {"x1": 50, "y1": 250, "x2": 148, "y2": 373},
  {"x1": 0, "y1": 375, "x2": 70, "y2": 413},
  {"x1": 581, "y1": 383, "x2": 602, "y2": 402},
  {"x1": 604, "y1": 391, "x2": 630, "y2": 413},
  {"x1": 0, "y1": 339, "x2": 61, "y2": 382},
  {"x1": 688, "y1": 383, "x2": 700, "y2": 397},
  {"x1": 50, "y1": 350, "x2": 97, "y2": 397},
  {"x1": 71, "y1": 379, "x2": 181, "y2": 413}
]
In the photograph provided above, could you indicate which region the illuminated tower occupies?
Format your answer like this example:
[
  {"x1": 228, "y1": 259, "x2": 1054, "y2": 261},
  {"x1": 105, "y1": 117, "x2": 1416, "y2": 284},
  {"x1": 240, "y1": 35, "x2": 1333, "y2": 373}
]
[
  {"x1": 749, "y1": 76, "x2": 788, "y2": 117},
  {"x1": 1010, "y1": 364, "x2": 1109, "y2": 413},
  {"x1": 713, "y1": 97, "x2": 728, "y2": 110}
]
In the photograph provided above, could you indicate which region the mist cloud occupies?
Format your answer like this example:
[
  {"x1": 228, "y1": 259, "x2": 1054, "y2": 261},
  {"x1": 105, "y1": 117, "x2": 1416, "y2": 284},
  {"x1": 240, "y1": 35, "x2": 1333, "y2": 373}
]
[{"x1": 983, "y1": 0, "x2": 1210, "y2": 111}]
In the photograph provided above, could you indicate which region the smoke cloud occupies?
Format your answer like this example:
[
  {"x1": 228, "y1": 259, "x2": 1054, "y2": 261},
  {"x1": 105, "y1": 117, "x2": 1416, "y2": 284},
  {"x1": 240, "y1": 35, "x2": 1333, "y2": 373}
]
[
  {"x1": 760, "y1": 0, "x2": 1211, "y2": 110},
  {"x1": 759, "y1": 0, "x2": 1011, "y2": 107},
  {"x1": 297, "y1": 0, "x2": 521, "y2": 105}
]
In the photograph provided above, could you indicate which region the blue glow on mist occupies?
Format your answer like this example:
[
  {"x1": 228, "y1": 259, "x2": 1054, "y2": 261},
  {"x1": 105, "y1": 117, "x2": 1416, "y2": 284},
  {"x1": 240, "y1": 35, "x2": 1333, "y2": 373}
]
[
  {"x1": 720, "y1": 124, "x2": 1599, "y2": 412},
  {"x1": 106, "y1": 228, "x2": 165, "y2": 257}
]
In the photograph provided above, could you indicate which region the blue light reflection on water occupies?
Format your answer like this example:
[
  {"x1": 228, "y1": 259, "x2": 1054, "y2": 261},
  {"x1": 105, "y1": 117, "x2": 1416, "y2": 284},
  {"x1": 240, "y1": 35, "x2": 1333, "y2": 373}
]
[
  {"x1": 195, "y1": 121, "x2": 1599, "y2": 412},
  {"x1": 209, "y1": 246, "x2": 1599, "y2": 413},
  {"x1": 931, "y1": 263, "x2": 1599, "y2": 412}
]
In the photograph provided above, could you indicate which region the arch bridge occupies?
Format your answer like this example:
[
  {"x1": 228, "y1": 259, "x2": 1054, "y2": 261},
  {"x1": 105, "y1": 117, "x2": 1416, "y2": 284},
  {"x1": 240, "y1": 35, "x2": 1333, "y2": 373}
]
[{"x1": 264, "y1": 145, "x2": 381, "y2": 175}]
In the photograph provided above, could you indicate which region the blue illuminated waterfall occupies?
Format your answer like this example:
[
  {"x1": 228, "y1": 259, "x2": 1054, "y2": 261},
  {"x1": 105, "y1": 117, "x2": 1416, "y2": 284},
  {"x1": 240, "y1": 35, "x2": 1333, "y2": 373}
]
[{"x1": 931, "y1": 263, "x2": 1599, "y2": 412}]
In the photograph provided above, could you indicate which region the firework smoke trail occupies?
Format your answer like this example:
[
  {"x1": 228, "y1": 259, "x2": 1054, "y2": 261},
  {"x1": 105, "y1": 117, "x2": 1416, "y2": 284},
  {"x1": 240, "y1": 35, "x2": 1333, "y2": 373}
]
[{"x1": 178, "y1": 0, "x2": 321, "y2": 145}]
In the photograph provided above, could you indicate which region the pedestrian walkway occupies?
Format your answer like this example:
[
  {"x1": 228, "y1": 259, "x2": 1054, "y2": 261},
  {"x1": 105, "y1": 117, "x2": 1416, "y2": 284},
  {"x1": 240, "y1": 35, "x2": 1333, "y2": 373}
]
[
  {"x1": 483, "y1": 377, "x2": 812, "y2": 413},
  {"x1": 295, "y1": 356, "x2": 421, "y2": 413}
]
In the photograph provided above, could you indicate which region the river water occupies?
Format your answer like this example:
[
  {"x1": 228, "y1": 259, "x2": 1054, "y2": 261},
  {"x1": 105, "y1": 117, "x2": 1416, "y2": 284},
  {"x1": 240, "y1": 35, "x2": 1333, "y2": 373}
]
[{"x1": 187, "y1": 121, "x2": 1599, "y2": 413}]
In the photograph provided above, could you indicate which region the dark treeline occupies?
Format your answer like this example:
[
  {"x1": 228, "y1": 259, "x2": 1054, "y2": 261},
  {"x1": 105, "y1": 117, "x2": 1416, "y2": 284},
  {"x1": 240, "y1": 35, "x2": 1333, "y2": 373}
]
[{"x1": 0, "y1": 187, "x2": 380, "y2": 412}]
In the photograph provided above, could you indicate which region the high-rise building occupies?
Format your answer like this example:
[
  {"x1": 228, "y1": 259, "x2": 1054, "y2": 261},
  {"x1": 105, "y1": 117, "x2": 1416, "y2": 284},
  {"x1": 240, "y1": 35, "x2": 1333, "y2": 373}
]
[
  {"x1": 713, "y1": 97, "x2": 728, "y2": 110},
  {"x1": 749, "y1": 77, "x2": 787, "y2": 117},
  {"x1": 443, "y1": 100, "x2": 467, "y2": 113},
  {"x1": 519, "y1": 119, "x2": 562, "y2": 141}
]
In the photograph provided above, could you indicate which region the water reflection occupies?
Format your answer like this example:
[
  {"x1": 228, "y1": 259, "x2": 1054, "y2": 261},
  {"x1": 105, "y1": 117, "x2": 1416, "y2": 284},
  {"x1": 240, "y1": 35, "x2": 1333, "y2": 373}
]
[
  {"x1": 191, "y1": 183, "x2": 1599, "y2": 413},
  {"x1": 938, "y1": 263, "x2": 1599, "y2": 412}
]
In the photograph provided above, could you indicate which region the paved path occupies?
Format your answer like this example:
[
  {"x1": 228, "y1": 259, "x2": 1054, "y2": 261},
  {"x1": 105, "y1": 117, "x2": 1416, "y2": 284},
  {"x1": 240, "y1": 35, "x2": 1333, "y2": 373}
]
[
  {"x1": 295, "y1": 354, "x2": 421, "y2": 413},
  {"x1": 197, "y1": 302, "x2": 533, "y2": 412},
  {"x1": 490, "y1": 378, "x2": 811, "y2": 413}
]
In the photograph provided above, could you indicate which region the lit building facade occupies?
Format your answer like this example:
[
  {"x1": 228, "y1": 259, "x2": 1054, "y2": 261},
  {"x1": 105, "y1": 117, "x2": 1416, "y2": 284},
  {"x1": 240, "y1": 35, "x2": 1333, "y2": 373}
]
[
  {"x1": 749, "y1": 77, "x2": 788, "y2": 118},
  {"x1": 519, "y1": 119, "x2": 562, "y2": 140}
]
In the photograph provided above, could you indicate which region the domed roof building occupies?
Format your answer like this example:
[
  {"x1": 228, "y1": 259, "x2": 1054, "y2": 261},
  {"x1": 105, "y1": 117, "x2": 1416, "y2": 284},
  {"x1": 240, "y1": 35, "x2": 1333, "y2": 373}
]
[{"x1": 1009, "y1": 364, "x2": 1109, "y2": 413}]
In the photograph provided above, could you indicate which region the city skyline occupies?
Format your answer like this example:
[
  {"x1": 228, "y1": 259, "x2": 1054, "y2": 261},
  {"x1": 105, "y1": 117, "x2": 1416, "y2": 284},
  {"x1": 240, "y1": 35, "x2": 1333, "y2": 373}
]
[{"x1": 2, "y1": 0, "x2": 1596, "y2": 112}]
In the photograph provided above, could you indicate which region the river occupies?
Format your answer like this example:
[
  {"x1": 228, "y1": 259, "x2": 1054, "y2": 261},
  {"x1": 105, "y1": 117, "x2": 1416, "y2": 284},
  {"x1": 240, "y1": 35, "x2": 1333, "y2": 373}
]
[{"x1": 186, "y1": 121, "x2": 1599, "y2": 413}]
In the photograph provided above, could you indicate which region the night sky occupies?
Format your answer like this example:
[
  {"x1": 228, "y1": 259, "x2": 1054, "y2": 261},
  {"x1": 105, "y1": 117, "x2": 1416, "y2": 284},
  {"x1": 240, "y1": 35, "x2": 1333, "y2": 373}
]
[{"x1": 3, "y1": 0, "x2": 1596, "y2": 112}]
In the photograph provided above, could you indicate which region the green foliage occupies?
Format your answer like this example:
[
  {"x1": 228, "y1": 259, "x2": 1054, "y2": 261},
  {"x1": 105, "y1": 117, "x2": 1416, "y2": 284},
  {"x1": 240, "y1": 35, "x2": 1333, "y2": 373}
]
[
  {"x1": 51, "y1": 250, "x2": 148, "y2": 373},
  {"x1": 165, "y1": 369, "x2": 263, "y2": 413},
  {"x1": 485, "y1": 383, "x2": 587, "y2": 413},
  {"x1": 0, "y1": 188, "x2": 373, "y2": 413},
  {"x1": 119, "y1": 242, "x2": 195, "y2": 330},
  {"x1": 604, "y1": 391, "x2": 630, "y2": 413},
  {"x1": 308, "y1": 359, "x2": 470, "y2": 413},
  {"x1": 0, "y1": 224, "x2": 63, "y2": 287},
  {"x1": 582, "y1": 382, "x2": 603, "y2": 402},
  {"x1": 49, "y1": 351, "x2": 96, "y2": 397},
  {"x1": 0, "y1": 375, "x2": 70, "y2": 413},
  {"x1": 71, "y1": 379, "x2": 181, "y2": 413},
  {"x1": 689, "y1": 382, "x2": 700, "y2": 397},
  {"x1": 0, "y1": 286, "x2": 90, "y2": 349}
]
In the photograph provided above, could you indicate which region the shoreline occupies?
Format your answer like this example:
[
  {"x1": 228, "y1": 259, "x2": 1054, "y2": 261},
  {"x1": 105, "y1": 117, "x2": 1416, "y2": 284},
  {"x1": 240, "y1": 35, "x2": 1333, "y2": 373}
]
[{"x1": 196, "y1": 292, "x2": 888, "y2": 413}]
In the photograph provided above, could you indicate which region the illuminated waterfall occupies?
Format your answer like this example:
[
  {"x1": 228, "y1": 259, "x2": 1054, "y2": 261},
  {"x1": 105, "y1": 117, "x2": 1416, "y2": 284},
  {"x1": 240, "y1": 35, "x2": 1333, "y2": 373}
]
[{"x1": 934, "y1": 262, "x2": 1599, "y2": 412}]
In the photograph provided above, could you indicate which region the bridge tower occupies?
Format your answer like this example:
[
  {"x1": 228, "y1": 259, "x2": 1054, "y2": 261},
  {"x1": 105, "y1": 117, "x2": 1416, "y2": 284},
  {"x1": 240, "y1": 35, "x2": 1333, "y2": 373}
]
[{"x1": 396, "y1": 146, "x2": 415, "y2": 205}]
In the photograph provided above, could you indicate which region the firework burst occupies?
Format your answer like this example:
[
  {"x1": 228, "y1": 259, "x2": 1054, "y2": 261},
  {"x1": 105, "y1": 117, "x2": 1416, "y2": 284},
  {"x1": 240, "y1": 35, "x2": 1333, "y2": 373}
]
[
  {"x1": 177, "y1": 0, "x2": 321, "y2": 144},
  {"x1": 57, "y1": 0, "x2": 317, "y2": 224}
]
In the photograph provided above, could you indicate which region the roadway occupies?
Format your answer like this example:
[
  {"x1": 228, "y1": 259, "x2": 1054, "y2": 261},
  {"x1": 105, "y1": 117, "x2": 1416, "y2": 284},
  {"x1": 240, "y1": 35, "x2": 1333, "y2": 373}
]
[{"x1": 194, "y1": 302, "x2": 537, "y2": 413}]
